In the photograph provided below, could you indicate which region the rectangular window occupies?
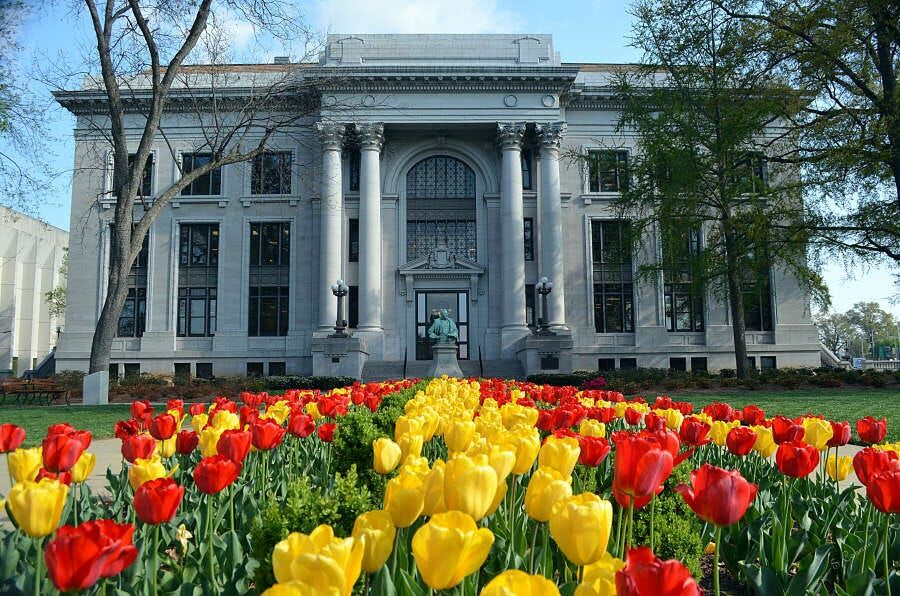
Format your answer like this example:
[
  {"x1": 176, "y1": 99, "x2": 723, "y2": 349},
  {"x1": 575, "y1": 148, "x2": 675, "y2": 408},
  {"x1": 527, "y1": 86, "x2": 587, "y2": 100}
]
[
  {"x1": 349, "y1": 150, "x2": 361, "y2": 192},
  {"x1": 349, "y1": 218, "x2": 359, "y2": 262},
  {"x1": 663, "y1": 229, "x2": 704, "y2": 332},
  {"x1": 268, "y1": 361, "x2": 286, "y2": 376},
  {"x1": 591, "y1": 220, "x2": 634, "y2": 333},
  {"x1": 620, "y1": 357, "x2": 637, "y2": 370},
  {"x1": 108, "y1": 363, "x2": 120, "y2": 379},
  {"x1": 196, "y1": 363, "x2": 213, "y2": 379},
  {"x1": 742, "y1": 255, "x2": 773, "y2": 332},
  {"x1": 588, "y1": 150, "x2": 628, "y2": 193},
  {"x1": 177, "y1": 224, "x2": 219, "y2": 337},
  {"x1": 180, "y1": 153, "x2": 222, "y2": 196},
  {"x1": 115, "y1": 230, "x2": 149, "y2": 338},
  {"x1": 669, "y1": 357, "x2": 687, "y2": 372},
  {"x1": 248, "y1": 222, "x2": 290, "y2": 337},
  {"x1": 760, "y1": 356, "x2": 777, "y2": 370},
  {"x1": 525, "y1": 284, "x2": 536, "y2": 328},
  {"x1": 690, "y1": 357, "x2": 708, "y2": 372},
  {"x1": 113, "y1": 153, "x2": 153, "y2": 197},
  {"x1": 523, "y1": 218, "x2": 534, "y2": 261},
  {"x1": 246, "y1": 362, "x2": 264, "y2": 377},
  {"x1": 123, "y1": 363, "x2": 140, "y2": 378},
  {"x1": 174, "y1": 363, "x2": 191, "y2": 380},
  {"x1": 348, "y1": 285, "x2": 359, "y2": 328},
  {"x1": 732, "y1": 153, "x2": 768, "y2": 193},
  {"x1": 251, "y1": 151, "x2": 292, "y2": 195},
  {"x1": 522, "y1": 149, "x2": 533, "y2": 190},
  {"x1": 597, "y1": 358, "x2": 615, "y2": 371}
]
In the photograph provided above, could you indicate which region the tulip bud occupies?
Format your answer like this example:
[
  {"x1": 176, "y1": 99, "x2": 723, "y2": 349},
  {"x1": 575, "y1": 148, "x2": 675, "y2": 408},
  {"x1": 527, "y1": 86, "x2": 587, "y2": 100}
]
[
  {"x1": 411, "y1": 511, "x2": 494, "y2": 590},
  {"x1": 525, "y1": 466, "x2": 573, "y2": 522},
  {"x1": 352, "y1": 510, "x2": 396, "y2": 573},
  {"x1": 549, "y1": 492, "x2": 613, "y2": 566},
  {"x1": 826, "y1": 453, "x2": 853, "y2": 481},
  {"x1": 373, "y1": 438, "x2": 402, "y2": 474},
  {"x1": 538, "y1": 435, "x2": 580, "y2": 478},
  {"x1": 6, "y1": 478, "x2": 68, "y2": 537},
  {"x1": 384, "y1": 471, "x2": 425, "y2": 528},
  {"x1": 443, "y1": 454, "x2": 499, "y2": 521}
]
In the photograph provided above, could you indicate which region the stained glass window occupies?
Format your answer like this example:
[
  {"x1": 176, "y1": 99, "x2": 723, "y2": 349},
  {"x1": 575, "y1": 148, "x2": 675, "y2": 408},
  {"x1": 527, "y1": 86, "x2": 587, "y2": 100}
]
[{"x1": 406, "y1": 156, "x2": 475, "y2": 199}]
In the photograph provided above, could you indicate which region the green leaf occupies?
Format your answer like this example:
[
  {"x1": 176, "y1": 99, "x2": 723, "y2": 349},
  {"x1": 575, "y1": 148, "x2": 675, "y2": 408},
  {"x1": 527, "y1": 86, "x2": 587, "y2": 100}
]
[
  {"x1": 372, "y1": 567, "x2": 398, "y2": 596},
  {"x1": 397, "y1": 569, "x2": 426, "y2": 596}
]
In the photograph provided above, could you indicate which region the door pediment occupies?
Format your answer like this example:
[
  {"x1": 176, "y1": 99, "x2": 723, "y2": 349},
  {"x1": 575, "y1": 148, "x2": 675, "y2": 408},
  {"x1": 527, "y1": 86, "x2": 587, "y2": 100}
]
[{"x1": 398, "y1": 253, "x2": 485, "y2": 302}]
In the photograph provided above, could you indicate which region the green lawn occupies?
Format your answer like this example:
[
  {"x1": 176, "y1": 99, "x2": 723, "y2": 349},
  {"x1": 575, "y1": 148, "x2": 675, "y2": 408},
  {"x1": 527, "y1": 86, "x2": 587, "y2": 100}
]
[
  {"x1": 0, "y1": 405, "x2": 133, "y2": 447},
  {"x1": 670, "y1": 387, "x2": 900, "y2": 442}
]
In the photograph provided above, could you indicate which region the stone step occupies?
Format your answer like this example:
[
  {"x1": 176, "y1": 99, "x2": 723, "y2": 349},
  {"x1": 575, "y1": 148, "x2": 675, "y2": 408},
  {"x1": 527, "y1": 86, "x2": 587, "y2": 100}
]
[{"x1": 361, "y1": 359, "x2": 525, "y2": 381}]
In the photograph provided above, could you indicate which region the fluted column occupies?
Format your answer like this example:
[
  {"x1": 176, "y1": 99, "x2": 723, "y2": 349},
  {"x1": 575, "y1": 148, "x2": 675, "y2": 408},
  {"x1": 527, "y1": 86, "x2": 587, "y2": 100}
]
[
  {"x1": 356, "y1": 122, "x2": 384, "y2": 332},
  {"x1": 315, "y1": 121, "x2": 345, "y2": 330},
  {"x1": 536, "y1": 122, "x2": 568, "y2": 329},
  {"x1": 498, "y1": 122, "x2": 529, "y2": 355}
]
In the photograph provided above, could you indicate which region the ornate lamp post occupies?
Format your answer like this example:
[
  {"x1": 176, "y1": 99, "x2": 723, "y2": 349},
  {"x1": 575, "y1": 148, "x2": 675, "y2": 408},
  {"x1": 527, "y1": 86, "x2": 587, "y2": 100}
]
[
  {"x1": 330, "y1": 279, "x2": 349, "y2": 337},
  {"x1": 536, "y1": 276, "x2": 554, "y2": 335}
]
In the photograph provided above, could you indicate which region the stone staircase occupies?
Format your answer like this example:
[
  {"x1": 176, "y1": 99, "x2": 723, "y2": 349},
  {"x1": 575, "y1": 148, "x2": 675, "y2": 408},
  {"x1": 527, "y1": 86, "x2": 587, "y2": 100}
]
[{"x1": 361, "y1": 358, "x2": 525, "y2": 382}]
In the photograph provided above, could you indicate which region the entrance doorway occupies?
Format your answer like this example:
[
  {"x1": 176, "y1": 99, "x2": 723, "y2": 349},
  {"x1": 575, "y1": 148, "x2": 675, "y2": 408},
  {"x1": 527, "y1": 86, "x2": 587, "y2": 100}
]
[{"x1": 415, "y1": 291, "x2": 469, "y2": 360}]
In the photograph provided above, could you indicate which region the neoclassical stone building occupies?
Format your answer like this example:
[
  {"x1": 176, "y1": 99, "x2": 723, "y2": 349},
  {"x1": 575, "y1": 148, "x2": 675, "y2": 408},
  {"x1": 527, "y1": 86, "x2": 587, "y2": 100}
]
[{"x1": 54, "y1": 34, "x2": 819, "y2": 379}]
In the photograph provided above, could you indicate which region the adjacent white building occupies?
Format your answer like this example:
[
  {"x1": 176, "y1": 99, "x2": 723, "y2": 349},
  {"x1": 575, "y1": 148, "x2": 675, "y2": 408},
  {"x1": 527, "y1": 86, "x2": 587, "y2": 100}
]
[
  {"x1": 0, "y1": 206, "x2": 68, "y2": 376},
  {"x1": 54, "y1": 34, "x2": 820, "y2": 379}
]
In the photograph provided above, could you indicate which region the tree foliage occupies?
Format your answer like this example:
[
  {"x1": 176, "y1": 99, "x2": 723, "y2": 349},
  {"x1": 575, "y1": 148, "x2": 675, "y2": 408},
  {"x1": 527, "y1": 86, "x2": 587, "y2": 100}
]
[
  {"x1": 816, "y1": 301, "x2": 898, "y2": 359},
  {"x1": 611, "y1": 0, "x2": 826, "y2": 378}
]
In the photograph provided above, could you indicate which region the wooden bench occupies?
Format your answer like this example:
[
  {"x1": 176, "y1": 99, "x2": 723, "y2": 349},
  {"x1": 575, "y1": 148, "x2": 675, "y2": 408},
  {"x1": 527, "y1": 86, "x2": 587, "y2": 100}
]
[{"x1": 0, "y1": 379, "x2": 70, "y2": 406}]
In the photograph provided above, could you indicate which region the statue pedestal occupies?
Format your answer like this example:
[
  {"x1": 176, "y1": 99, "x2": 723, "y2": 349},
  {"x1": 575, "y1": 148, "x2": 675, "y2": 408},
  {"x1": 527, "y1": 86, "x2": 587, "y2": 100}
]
[
  {"x1": 311, "y1": 335, "x2": 369, "y2": 379},
  {"x1": 82, "y1": 371, "x2": 109, "y2": 405},
  {"x1": 428, "y1": 341, "x2": 464, "y2": 378},
  {"x1": 516, "y1": 331, "x2": 574, "y2": 377}
]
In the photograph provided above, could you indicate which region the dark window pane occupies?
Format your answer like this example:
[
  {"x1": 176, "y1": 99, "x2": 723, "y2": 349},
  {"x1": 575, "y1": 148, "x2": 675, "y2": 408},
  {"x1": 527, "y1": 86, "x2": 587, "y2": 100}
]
[
  {"x1": 247, "y1": 362, "x2": 264, "y2": 377},
  {"x1": 349, "y1": 219, "x2": 359, "y2": 262},
  {"x1": 180, "y1": 153, "x2": 222, "y2": 196},
  {"x1": 115, "y1": 232, "x2": 149, "y2": 338},
  {"x1": 521, "y1": 149, "x2": 533, "y2": 190},
  {"x1": 114, "y1": 153, "x2": 153, "y2": 197},
  {"x1": 523, "y1": 218, "x2": 534, "y2": 261},
  {"x1": 251, "y1": 152, "x2": 292, "y2": 195},
  {"x1": 588, "y1": 150, "x2": 628, "y2": 193},
  {"x1": 406, "y1": 155, "x2": 475, "y2": 199},
  {"x1": 348, "y1": 285, "x2": 359, "y2": 328},
  {"x1": 349, "y1": 150, "x2": 361, "y2": 192},
  {"x1": 591, "y1": 220, "x2": 634, "y2": 333}
]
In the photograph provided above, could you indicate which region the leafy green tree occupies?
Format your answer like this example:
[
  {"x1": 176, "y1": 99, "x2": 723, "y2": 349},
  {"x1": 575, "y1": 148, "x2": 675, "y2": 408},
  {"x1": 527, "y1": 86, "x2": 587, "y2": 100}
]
[
  {"x1": 612, "y1": 0, "x2": 827, "y2": 379},
  {"x1": 814, "y1": 311, "x2": 858, "y2": 357},
  {"x1": 845, "y1": 301, "x2": 897, "y2": 358}
]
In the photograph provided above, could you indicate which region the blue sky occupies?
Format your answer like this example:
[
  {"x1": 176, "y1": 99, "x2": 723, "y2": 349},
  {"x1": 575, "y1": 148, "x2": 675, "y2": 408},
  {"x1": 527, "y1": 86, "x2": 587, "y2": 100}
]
[{"x1": 12, "y1": 0, "x2": 898, "y2": 315}]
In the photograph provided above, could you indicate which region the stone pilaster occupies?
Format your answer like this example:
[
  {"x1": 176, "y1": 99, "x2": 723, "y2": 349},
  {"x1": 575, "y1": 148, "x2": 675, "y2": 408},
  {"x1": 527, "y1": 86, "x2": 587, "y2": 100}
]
[
  {"x1": 536, "y1": 121, "x2": 568, "y2": 329},
  {"x1": 315, "y1": 121, "x2": 345, "y2": 330},
  {"x1": 356, "y1": 122, "x2": 385, "y2": 343}
]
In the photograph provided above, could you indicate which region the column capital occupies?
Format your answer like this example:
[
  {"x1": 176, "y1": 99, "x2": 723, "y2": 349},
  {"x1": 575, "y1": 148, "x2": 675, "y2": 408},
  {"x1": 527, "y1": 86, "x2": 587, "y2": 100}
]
[
  {"x1": 314, "y1": 121, "x2": 346, "y2": 150},
  {"x1": 356, "y1": 122, "x2": 385, "y2": 151},
  {"x1": 536, "y1": 121, "x2": 567, "y2": 150},
  {"x1": 497, "y1": 122, "x2": 526, "y2": 150}
]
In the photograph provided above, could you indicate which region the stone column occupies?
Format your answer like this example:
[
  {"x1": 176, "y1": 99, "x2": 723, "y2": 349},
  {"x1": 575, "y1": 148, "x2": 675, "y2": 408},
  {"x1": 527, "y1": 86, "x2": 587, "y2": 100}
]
[
  {"x1": 498, "y1": 122, "x2": 529, "y2": 356},
  {"x1": 315, "y1": 121, "x2": 345, "y2": 330},
  {"x1": 536, "y1": 122, "x2": 568, "y2": 329},
  {"x1": 356, "y1": 122, "x2": 385, "y2": 333}
]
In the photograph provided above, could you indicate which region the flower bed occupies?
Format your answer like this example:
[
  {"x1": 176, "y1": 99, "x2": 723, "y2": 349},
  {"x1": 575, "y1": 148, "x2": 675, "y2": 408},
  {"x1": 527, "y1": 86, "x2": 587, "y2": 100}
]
[{"x1": 1, "y1": 377, "x2": 898, "y2": 595}]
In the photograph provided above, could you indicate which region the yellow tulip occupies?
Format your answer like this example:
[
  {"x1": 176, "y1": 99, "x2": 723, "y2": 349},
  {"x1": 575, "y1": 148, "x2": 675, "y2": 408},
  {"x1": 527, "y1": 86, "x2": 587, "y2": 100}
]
[
  {"x1": 579, "y1": 419, "x2": 606, "y2": 438},
  {"x1": 444, "y1": 419, "x2": 476, "y2": 453},
  {"x1": 549, "y1": 493, "x2": 613, "y2": 566},
  {"x1": 305, "y1": 402, "x2": 322, "y2": 420},
  {"x1": 199, "y1": 426, "x2": 225, "y2": 457},
  {"x1": 423, "y1": 459, "x2": 447, "y2": 516},
  {"x1": 525, "y1": 466, "x2": 573, "y2": 522},
  {"x1": 190, "y1": 412, "x2": 209, "y2": 433},
  {"x1": 505, "y1": 428, "x2": 541, "y2": 474},
  {"x1": 662, "y1": 409, "x2": 684, "y2": 431},
  {"x1": 372, "y1": 438, "x2": 402, "y2": 474},
  {"x1": 394, "y1": 415, "x2": 424, "y2": 442},
  {"x1": 264, "y1": 401, "x2": 292, "y2": 424},
  {"x1": 412, "y1": 511, "x2": 494, "y2": 590},
  {"x1": 271, "y1": 525, "x2": 362, "y2": 596},
  {"x1": 444, "y1": 454, "x2": 499, "y2": 521},
  {"x1": 826, "y1": 454, "x2": 853, "y2": 481},
  {"x1": 401, "y1": 456, "x2": 430, "y2": 479},
  {"x1": 7, "y1": 446, "x2": 42, "y2": 483},
  {"x1": 500, "y1": 403, "x2": 539, "y2": 430},
  {"x1": 802, "y1": 418, "x2": 833, "y2": 451},
  {"x1": 157, "y1": 436, "x2": 177, "y2": 459},
  {"x1": 709, "y1": 420, "x2": 739, "y2": 446},
  {"x1": 128, "y1": 456, "x2": 169, "y2": 490},
  {"x1": 211, "y1": 410, "x2": 240, "y2": 431},
  {"x1": 70, "y1": 451, "x2": 96, "y2": 483},
  {"x1": 538, "y1": 435, "x2": 580, "y2": 478},
  {"x1": 481, "y1": 570, "x2": 561, "y2": 595},
  {"x1": 383, "y1": 471, "x2": 425, "y2": 528},
  {"x1": 751, "y1": 425, "x2": 777, "y2": 458},
  {"x1": 6, "y1": 478, "x2": 68, "y2": 537},
  {"x1": 574, "y1": 552, "x2": 625, "y2": 596},
  {"x1": 484, "y1": 479, "x2": 508, "y2": 518},
  {"x1": 262, "y1": 582, "x2": 339, "y2": 596},
  {"x1": 486, "y1": 444, "x2": 517, "y2": 484},
  {"x1": 398, "y1": 433, "x2": 424, "y2": 461},
  {"x1": 352, "y1": 510, "x2": 396, "y2": 573}
]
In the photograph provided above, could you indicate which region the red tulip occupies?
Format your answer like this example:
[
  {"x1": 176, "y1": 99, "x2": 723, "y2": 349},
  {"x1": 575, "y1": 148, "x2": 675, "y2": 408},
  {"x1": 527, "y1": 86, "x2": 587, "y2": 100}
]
[
  {"x1": 856, "y1": 416, "x2": 887, "y2": 444},
  {"x1": 679, "y1": 417, "x2": 710, "y2": 447},
  {"x1": 175, "y1": 430, "x2": 199, "y2": 454},
  {"x1": 771, "y1": 416, "x2": 805, "y2": 444},
  {"x1": 251, "y1": 419, "x2": 286, "y2": 450},
  {"x1": 47, "y1": 423, "x2": 75, "y2": 436},
  {"x1": 0, "y1": 423, "x2": 26, "y2": 452},
  {"x1": 166, "y1": 399, "x2": 185, "y2": 417},
  {"x1": 44, "y1": 520, "x2": 137, "y2": 591},
  {"x1": 114, "y1": 419, "x2": 140, "y2": 440},
  {"x1": 218, "y1": 429, "x2": 252, "y2": 463},
  {"x1": 703, "y1": 402, "x2": 736, "y2": 422},
  {"x1": 239, "y1": 405, "x2": 260, "y2": 428},
  {"x1": 193, "y1": 455, "x2": 241, "y2": 494},
  {"x1": 615, "y1": 547, "x2": 701, "y2": 595},
  {"x1": 742, "y1": 405, "x2": 765, "y2": 426},
  {"x1": 577, "y1": 435, "x2": 611, "y2": 467},
  {"x1": 317, "y1": 422, "x2": 337, "y2": 443},
  {"x1": 624, "y1": 408, "x2": 643, "y2": 426},
  {"x1": 775, "y1": 441, "x2": 819, "y2": 478},
  {"x1": 853, "y1": 447, "x2": 899, "y2": 486},
  {"x1": 130, "y1": 400, "x2": 153, "y2": 420},
  {"x1": 42, "y1": 433, "x2": 87, "y2": 473},
  {"x1": 827, "y1": 421, "x2": 851, "y2": 447},
  {"x1": 867, "y1": 468, "x2": 900, "y2": 514},
  {"x1": 287, "y1": 413, "x2": 316, "y2": 438},
  {"x1": 726, "y1": 427, "x2": 757, "y2": 457},
  {"x1": 612, "y1": 431, "x2": 674, "y2": 507},
  {"x1": 188, "y1": 402, "x2": 206, "y2": 416},
  {"x1": 121, "y1": 433, "x2": 156, "y2": 463},
  {"x1": 148, "y1": 413, "x2": 177, "y2": 441},
  {"x1": 644, "y1": 412, "x2": 665, "y2": 432},
  {"x1": 134, "y1": 478, "x2": 184, "y2": 524},
  {"x1": 36, "y1": 468, "x2": 72, "y2": 485},
  {"x1": 675, "y1": 464, "x2": 757, "y2": 527},
  {"x1": 240, "y1": 392, "x2": 262, "y2": 408}
]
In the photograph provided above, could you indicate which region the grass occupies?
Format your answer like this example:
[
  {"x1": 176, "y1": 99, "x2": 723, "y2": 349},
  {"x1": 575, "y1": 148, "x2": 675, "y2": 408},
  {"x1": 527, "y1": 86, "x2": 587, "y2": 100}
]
[
  {"x1": 0, "y1": 405, "x2": 133, "y2": 447},
  {"x1": 670, "y1": 387, "x2": 900, "y2": 442}
]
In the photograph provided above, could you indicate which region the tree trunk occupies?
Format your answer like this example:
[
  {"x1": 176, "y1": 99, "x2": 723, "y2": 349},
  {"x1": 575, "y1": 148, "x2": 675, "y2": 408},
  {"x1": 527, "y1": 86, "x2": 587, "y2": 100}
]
[{"x1": 723, "y1": 222, "x2": 750, "y2": 380}]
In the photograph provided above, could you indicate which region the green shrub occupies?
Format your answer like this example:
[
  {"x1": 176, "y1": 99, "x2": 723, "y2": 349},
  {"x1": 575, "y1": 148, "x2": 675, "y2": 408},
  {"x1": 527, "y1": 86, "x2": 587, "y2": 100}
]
[
  {"x1": 630, "y1": 465, "x2": 705, "y2": 578},
  {"x1": 115, "y1": 372, "x2": 169, "y2": 387},
  {"x1": 264, "y1": 375, "x2": 357, "y2": 391},
  {"x1": 249, "y1": 466, "x2": 374, "y2": 591},
  {"x1": 332, "y1": 407, "x2": 389, "y2": 497},
  {"x1": 50, "y1": 370, "x2": 86, "y2": 390}
]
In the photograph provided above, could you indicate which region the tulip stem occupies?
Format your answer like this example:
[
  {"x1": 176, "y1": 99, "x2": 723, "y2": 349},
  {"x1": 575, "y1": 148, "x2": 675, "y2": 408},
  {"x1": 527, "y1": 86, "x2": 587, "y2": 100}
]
[
  {"x1": 529, "y1": 523, "x2": 539, "y2": 573},
  {"x1": 649, "y1": 495, "x2": 656, "y2": 552},
  {"x1": 614, "y1": 504, "x2": 623, "y2": 558},
  {"x1": 207, "y1": 494, "x2": 216, "y2": 589},
  {"x1": 862, "y1": 501, "x2": 873, "y2": 571},
  {"x1": 33, "y1": 537, "x2": 42, "y2": 596},
  {"x1": 713, "y1": 525, "x2": 722, "y2": 596},
  {"x1": 884, "y1": 514, "x2": 892, "y2": 596},
  {"x1": 229, "y1": 484, "x2": 235, "y2": 534},
  {"x1": 152, "y1": 524, "x2": 159, "y2": 596},
  {"x1": 625, "y1": 501, "x2": 635, "y2": 552}
]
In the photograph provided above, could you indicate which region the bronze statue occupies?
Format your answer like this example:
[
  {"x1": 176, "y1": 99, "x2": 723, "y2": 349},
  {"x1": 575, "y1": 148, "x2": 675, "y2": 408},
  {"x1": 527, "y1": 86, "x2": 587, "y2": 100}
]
[{"x1": 427, "y1": 308, "x2": 459, "y2": 342}]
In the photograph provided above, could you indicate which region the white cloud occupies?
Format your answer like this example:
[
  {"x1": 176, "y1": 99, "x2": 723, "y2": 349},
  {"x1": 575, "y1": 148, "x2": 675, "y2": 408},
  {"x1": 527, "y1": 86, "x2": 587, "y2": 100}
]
[{"x1": 312, "y1": 0, "x2": 525, "y2": 34}]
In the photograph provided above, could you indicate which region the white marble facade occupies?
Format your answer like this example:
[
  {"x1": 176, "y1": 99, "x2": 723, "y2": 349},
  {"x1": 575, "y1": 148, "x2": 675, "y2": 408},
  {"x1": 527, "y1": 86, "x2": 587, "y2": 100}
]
[{"x1": 54, "y1": 34, "x2": 820, "y2": 378}]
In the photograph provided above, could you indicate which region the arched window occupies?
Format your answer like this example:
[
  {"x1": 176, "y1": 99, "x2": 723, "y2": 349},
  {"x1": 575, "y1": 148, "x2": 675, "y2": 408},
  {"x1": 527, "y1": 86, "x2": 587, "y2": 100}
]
[{"x1": 406, "y1": 155, "x2": 477, "y2": 261}]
